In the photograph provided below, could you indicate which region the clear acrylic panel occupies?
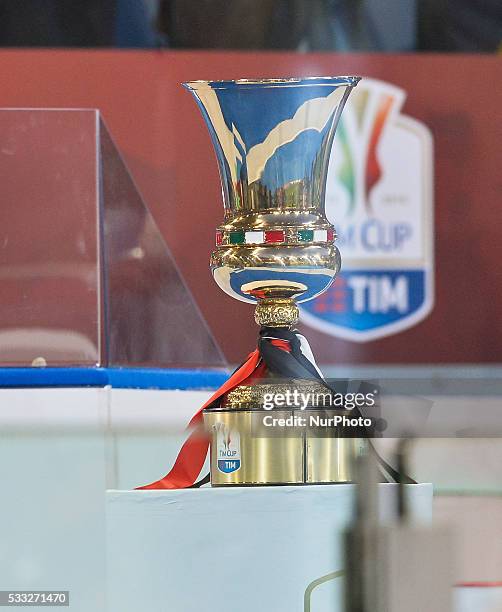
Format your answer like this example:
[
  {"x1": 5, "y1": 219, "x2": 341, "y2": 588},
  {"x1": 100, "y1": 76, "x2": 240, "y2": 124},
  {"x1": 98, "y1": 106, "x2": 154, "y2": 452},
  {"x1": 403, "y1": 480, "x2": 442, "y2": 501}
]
[{"x1": 0, "y1": 109, "x2": 224, "y2": 368}]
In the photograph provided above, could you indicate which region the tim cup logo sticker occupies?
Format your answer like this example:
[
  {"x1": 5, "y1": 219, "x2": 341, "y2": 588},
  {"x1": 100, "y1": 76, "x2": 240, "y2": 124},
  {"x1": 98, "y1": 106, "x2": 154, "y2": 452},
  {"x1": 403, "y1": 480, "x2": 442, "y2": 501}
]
[
  {"x1": 215, "y1": 423, "x2": 241, "y2": 474},
  {"x1": 301, "y1": 78, "x2": 434, "y2": 342}
]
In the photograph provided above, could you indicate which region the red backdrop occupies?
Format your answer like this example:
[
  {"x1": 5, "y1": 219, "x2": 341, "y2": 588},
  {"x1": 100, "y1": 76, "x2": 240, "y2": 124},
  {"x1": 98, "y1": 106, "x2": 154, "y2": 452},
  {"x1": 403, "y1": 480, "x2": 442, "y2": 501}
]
[{"x1": 0, "y1": 50, "x2": 500, "y2": 363}]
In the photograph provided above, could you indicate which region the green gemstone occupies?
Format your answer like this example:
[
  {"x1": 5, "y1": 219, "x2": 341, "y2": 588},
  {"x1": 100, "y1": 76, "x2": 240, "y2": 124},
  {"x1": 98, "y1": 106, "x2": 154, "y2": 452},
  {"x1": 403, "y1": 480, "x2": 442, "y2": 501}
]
[
  {"x1": 298, "y1": 229, "x2": 314, "y2": 242},
  {"x1": 229, "y1": 230, "x2": 245, "y2": 245}
]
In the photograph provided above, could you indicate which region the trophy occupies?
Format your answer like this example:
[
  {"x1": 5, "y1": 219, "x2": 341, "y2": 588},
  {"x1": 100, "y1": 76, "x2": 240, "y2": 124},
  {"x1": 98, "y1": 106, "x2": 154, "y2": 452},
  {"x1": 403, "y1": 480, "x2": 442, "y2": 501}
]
[{"x1": 180, "y1": 77, "x2": 363, "y2": 487}]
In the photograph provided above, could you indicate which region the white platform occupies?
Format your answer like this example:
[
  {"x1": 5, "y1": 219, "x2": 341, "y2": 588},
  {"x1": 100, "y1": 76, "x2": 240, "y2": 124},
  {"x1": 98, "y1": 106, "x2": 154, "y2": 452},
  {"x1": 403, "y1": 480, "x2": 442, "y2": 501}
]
[
  {"x1": 455, "y1": 588, "x2": 502, "y2": 612},
  {"x1": 106, "y1": 483, "x2": 433, "y2": 612}
]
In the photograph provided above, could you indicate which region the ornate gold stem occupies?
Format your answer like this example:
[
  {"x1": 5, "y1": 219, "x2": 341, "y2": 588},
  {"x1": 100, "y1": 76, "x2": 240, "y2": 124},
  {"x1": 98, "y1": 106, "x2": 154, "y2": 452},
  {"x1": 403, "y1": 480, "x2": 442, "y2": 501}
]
[{"x1": 254, "y1": 298, "x2": 299, "y2": 328}]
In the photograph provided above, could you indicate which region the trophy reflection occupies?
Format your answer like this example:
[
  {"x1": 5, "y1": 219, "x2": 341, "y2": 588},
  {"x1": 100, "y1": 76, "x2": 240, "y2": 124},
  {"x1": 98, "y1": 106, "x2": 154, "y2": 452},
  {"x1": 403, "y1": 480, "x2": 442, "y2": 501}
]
[{"x1": 184, "y1": 77, "x2": 362, "y2": 486}]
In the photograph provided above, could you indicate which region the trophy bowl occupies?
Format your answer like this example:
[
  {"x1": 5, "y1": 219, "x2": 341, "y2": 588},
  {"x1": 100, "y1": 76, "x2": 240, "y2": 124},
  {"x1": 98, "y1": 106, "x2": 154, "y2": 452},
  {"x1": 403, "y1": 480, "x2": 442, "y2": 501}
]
[{"x1": 184, "y1": 76, "x2": 360, "y2": 327}]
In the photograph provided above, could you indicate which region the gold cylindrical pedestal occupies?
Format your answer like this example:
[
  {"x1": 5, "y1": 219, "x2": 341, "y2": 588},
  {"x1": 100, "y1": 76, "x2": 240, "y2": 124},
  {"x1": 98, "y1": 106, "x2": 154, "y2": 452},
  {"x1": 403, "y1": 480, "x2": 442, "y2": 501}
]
[
  {"x1": 204, "y1": 409, "x2": 304, "y2": 486},
  {"x1": 305, "y1": 410, "x2": 366, "y2": 483},
  {"x1": 204, "y1": 399, "x2": 364, "y2": 486}
]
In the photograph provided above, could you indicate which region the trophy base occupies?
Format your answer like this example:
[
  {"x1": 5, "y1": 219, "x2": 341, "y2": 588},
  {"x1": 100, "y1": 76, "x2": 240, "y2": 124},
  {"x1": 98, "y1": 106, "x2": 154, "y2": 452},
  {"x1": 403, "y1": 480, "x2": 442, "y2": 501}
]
[
  {"x1": 203, "y1": 380, "x2": 365, "y2": 486},
  {"x1": 202, "y1": 297, "x2": 366, "y2": 487}
]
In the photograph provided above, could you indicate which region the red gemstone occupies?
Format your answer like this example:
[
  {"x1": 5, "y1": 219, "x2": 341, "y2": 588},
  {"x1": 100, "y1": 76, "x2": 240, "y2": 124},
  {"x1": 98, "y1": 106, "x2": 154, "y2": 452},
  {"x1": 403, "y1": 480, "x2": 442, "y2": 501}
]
[
  {"x1": 216, "y1": 231, "x2": 223, "y2": 245},
  {"x1": 264, "y1": 230, "x2": 285, "y2": 244},
  {"x1": 327, "y1": 228, "x2": 335, "y2": 241}
]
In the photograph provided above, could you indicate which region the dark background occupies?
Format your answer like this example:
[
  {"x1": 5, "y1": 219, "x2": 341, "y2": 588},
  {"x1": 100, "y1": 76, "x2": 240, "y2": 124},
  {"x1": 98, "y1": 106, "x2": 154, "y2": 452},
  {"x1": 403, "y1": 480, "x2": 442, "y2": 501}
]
[{"x1": 0, "y1": 0, "x2": 501, "y2": 53}]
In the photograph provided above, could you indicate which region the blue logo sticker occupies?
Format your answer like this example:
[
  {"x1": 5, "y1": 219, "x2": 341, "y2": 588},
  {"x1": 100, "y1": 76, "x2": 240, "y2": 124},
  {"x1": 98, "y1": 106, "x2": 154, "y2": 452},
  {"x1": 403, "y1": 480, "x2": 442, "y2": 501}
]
[{"x1": 301, "y1": 78, "x2": 434, "y2": 342}]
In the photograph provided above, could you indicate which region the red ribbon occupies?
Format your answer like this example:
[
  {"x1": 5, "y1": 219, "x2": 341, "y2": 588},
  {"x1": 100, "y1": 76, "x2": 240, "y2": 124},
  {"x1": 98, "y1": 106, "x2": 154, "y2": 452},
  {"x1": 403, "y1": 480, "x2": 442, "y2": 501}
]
[
  {"x1": 270, "y1": 338, "x2": 291, "y2": 353},
  {"x1": 136, "y1": 350, "x2": 261, "y2": 490}
]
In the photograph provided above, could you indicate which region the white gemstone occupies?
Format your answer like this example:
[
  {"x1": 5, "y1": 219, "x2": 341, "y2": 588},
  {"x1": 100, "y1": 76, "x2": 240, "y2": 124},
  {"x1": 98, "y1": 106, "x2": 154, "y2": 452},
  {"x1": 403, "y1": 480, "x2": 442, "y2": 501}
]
[
  {"x1": 245, "y1": 231, "x2": 264, "y2": 244},
  {"x1": 313, "y1": 229, "x2": 327, "y2": 242}
]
